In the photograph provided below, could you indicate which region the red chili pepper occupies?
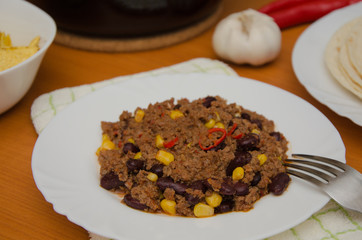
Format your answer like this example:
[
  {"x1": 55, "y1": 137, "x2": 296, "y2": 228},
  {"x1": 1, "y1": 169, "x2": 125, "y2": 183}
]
[
  {"x1": 118, "y1": 141, "x2": 122, "y2": 148},
  {"x1": 262, "y1": 0, "x2": 361, "y2": 29},
  {"x1": 259, "y1": 0, "x2": 315, "y2": 14},
  {"x1": 199, "y1": 128, "x2": 227, "y2": 151},
  {"x1": 163, "y1": 137, "x2": 179, "y2": 148},
  {"x1": 227, "y1": 123, "x2": 244, "y2": 139}
]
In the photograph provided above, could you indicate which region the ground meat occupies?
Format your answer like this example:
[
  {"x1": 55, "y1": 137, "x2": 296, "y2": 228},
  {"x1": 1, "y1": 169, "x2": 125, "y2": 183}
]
[{"x1": 97, "y1": 96, "x2": 290, "y2": 217}]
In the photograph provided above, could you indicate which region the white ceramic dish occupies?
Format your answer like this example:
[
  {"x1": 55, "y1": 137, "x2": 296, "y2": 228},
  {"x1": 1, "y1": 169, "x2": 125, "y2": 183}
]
[
  {"x1": 0, "y1": 0, "x2": 56, "y2": 114},
  {"x1": 292, "y1": 2, "x2": 362, "y2": 126},
  {"x1": 32, "y1": 73, "x2": 345, "y2": 240}
]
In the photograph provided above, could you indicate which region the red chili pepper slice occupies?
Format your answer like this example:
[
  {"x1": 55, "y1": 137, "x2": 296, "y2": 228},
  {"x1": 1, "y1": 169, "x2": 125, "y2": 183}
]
[
  {"x1": 227, "y1": 123, "x2": 244, "y2": 139},
  {"x1": 231, "y1": 133, "x2": 244, "y2": 139},
  {"x1": 163, "y1": 137, "x2": 178, "y2": 148},
  {"x1": 199, "y1": 128, "x2": 227, "y2": 151},
  {"x1": 227, "y1": 123, "x2": 237, "y2": 136}
]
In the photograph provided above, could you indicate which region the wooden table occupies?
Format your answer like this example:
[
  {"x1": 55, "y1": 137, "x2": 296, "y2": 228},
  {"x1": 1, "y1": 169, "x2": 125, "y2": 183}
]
[{"x1": 1, "y1": 0, "x2": 361, "y2": 239}]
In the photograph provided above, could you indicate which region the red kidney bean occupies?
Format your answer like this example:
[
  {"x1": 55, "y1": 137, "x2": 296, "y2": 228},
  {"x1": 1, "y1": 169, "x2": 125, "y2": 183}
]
[
  {"x1": 226, "y1": 151, "x2": 252, "y2": 176},
  {"x1": 189, "y1": 180, "x2": 207, "y2": 193},
  {"x1": 215, "y1": 199, "x2": 234, "y2": 213},
  {"x1": 269, "y1": 172, "x2": 290, "y2": 195},
  {"x1": 174, "y1": 104, "x2": 181, "y2": 109},
  {"x1": 251, "y1": 119, "x2": 263, "y2": 130},
  {"x1": 100, "y1": 171, "x2": 124, "y2": 190},
  {"x1": 123, "y1": 142, "x2": 140, "y2": 154},
  {"x1": 241, "y1": 112, "x2": 251, "y2": 120},
  {"x1": 202, "y1": 179, "x2": 214, "y2": 191},
  {"x1": 236, "y1": 133, "x2": 260, "y2": 151},
  {"x1": 234, "y1": 181, "x2": 249, "y2": 196},
  {"x1": 202, "y1": 96, "x2": 216, "y2": 108},
  {"x1": 156, "y1": 177, "x2": 188, "y2": 195},
  {"x1": 185, "y1": 193, "x2": 200, "y2": 206},
  {"x1": 156, "y1": 177, "x2": 173, "y2": 191},
  {"x1": 123, "y1": 194, "x2": 148, "y2": 210},
  {"x1": 209, "y1": 140, "x2": 226, "y2": 152},
  {"x1": 270, "y1": 132, "x2": 282, "y2": 141},
  {"x1": 219, "y1": 181, "x2": 236, "y2": 196},
  {"x1": 250, "y1": 171, "x2": 261, "y2": 186},
  {"x1": 150, "y1": 164, "x2": 164, "y2": 177},
  {"x1": 126, "y1": 159, "x2": 145, "y2": 173}
]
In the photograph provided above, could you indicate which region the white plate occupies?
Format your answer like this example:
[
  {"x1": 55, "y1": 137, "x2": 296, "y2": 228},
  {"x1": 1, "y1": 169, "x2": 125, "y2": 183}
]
[
  {"x1": 32, "y1": 73, "x2": 345, "y2": 240},
  {"x1": 292, "y1": 3, "x2": 362, "y2": 126}
]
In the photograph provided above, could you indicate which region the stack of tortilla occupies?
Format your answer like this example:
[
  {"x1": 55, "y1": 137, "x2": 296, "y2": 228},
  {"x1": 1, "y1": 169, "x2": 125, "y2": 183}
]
[{"x1": 324, "y1": 16, "x2": 362, "y2": 99}]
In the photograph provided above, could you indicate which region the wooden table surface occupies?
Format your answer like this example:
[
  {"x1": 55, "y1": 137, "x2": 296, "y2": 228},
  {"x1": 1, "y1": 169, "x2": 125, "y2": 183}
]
[{"x1": 1, "y1": 0, "x2": 361, "y2": 239}]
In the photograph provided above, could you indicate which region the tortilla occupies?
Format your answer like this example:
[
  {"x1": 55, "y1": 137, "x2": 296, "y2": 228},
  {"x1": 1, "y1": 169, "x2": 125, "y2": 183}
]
[
  {"x1": 324, "y1": 17, "x2": 362, "y2": 99},
  {"x1": 347, "y1": 20, "x2": 362, "y2": 76}
]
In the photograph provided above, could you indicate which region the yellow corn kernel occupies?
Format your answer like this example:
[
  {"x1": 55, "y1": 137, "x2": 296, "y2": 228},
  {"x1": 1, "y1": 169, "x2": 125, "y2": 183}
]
[
  {"x1": 147, "y1": 172, "x2": 158, "y2": 182},
  {"x1": 214, "y1": 122, "x2": 225, "y2": 129},
  {"x1": 258, "y1": 154, "x2": 268, "y2": 166},
  {"x1": 214, "y1": 111, "x2": 221, "y2": 121},
  {"x1": 160, "y1": 199, "x2": 176, "y2": 215},
  {"x1": 102, "y1": 140, "x2": 116, "y2": 150},
  {"x1": 251, "y1": 129, "x2": 260, "y2": 135},
  {"x1": 232, "y1": 167, "x2": 245, "y2": 180},
  {"x1": 194, "y1": 203, "x2": 214, "y2": 217},
  {"x1": 155, "y1": 134, "x2": 164, "y2": 148},
  {"x1": 205, "y1": 119, "x2": 216, "y2": 128},
  {"x1": 96, "y1": 134, "x2": 116, "y2": 155},
  {"x1": 205, "y1": 192, "x2": 222, "y2": 208},
  {"x1": 170, "y1": 110, "x2": 184, "y2": 119},
  {"x1": 128, "y1": 138, "x2": 135, "y2": 144},
  {"x1": 102, "y1": 134, "x2": 110, "y2": 142},
  {"x1": 156, "y1": 150, "x2": 174, "y2": 165},
  {"x1": 96, "y1": 148, "x2": 101, "y2": 156},
  {"x1": 135, "y1": 109, "x2": 145, "y2": 122},
  {"x1": 134, "y1": 152, "x2": 142, "y2": 159}
]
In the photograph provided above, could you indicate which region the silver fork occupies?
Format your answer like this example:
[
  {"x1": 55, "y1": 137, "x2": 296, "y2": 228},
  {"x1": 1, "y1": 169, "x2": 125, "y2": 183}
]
[{"x1": 285, "y1": 154, "x2": 362, "y2": 213}]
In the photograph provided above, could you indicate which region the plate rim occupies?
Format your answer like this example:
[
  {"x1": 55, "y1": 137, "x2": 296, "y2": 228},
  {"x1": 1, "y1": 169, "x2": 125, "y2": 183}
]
[{"x1": 292, "y1": 2, "x2": 362, "y2": 126}]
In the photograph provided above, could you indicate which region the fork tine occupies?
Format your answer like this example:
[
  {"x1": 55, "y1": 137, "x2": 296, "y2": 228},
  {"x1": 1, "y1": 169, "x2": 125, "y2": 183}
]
[
  {"x1": 292, "y1": 154, "x2": 346, "y2": 171},
  {"x1": 286, "y1": 159, "x2": 342, "y2": 176},
  {"x1": 284, "y1": 162, "x2": 333, "y2": 183},
  {"x1": 288, "y1": 154, "x2": 362, "y2": 213},
  {"x1": 286, "y1": 169, "x2": 323, "y2": 187}
]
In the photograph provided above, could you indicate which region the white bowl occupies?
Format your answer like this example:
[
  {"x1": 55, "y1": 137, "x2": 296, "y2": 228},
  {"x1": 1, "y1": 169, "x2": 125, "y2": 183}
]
[{"x1": 0, "y1": 0, "x2": 56, "y2": 114}]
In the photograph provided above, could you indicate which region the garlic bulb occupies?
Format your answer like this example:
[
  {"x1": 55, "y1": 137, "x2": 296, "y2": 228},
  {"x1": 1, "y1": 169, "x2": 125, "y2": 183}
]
[{"x1": 212, "y1": 9, "x2": 281, "y2": 66}]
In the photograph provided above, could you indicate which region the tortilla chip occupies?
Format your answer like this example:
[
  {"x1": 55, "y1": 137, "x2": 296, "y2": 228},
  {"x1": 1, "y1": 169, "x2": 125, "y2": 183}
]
[{"x1": 0, "y1": 33, "x2": 40, "y2": 72}]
